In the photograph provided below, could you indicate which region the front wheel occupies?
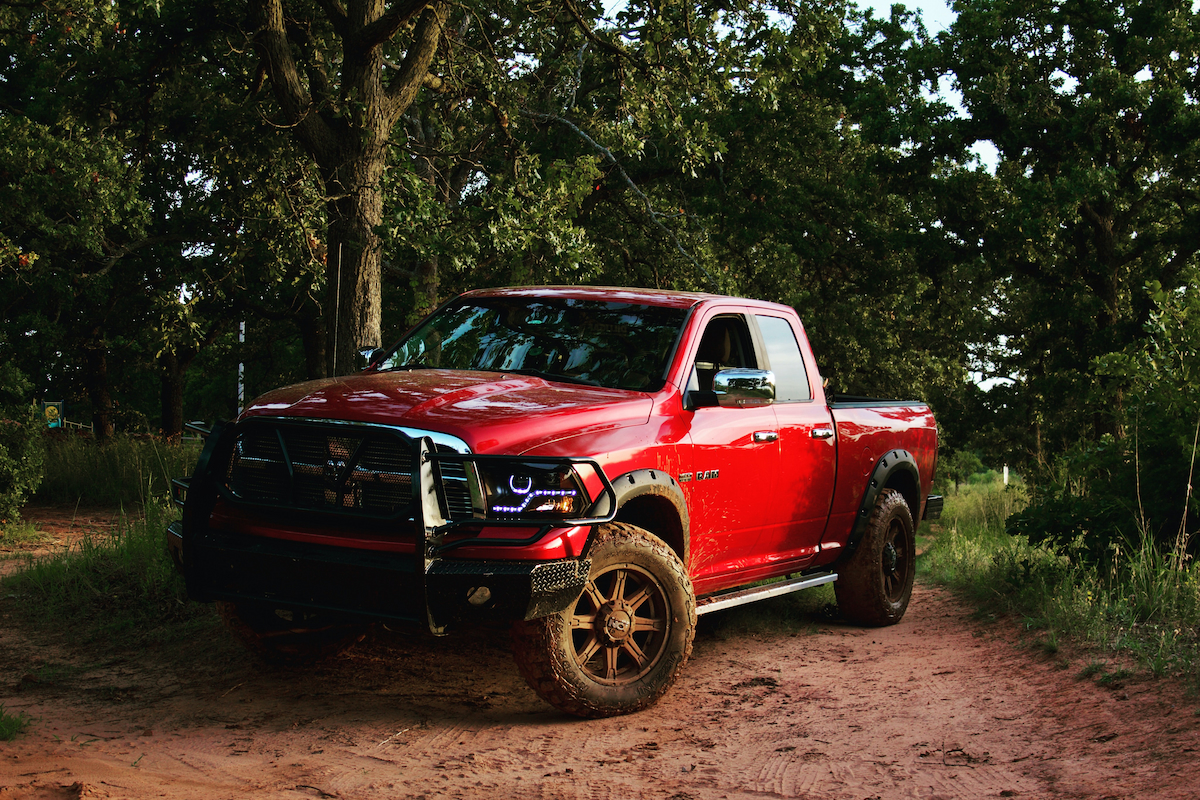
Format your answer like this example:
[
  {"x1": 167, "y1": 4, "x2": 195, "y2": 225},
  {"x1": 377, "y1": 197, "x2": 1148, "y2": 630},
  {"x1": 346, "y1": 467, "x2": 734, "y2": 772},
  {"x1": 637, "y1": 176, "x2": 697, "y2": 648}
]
[
  {"x1": 834, "y1": 488, "x2": 916, "y2": 626},
  {"x1": 511, "y1": 523, "x2": 696, "y2": 718}
]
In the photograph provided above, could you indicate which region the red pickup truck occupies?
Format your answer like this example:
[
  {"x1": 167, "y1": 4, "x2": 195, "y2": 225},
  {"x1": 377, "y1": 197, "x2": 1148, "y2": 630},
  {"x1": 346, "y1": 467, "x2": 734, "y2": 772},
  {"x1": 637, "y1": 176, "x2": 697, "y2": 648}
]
[{"x1": 170, "y1": 286, "x2": 940, "y2": 717}]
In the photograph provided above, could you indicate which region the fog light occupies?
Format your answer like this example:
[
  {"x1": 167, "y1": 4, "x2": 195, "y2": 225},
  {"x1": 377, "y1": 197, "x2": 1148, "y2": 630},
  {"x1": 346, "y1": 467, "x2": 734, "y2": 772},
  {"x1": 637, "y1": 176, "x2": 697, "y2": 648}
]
[{"x1": 467, "y1": 586, "x2": 492, "y2": 606}]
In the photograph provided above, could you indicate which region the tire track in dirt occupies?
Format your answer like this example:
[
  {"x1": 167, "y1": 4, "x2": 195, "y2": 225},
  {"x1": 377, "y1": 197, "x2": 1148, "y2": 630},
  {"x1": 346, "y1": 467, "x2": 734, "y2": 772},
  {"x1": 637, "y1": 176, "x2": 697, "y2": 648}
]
[{"x1": 2, "y1": 583, "x2": 1199, "y2": 799}]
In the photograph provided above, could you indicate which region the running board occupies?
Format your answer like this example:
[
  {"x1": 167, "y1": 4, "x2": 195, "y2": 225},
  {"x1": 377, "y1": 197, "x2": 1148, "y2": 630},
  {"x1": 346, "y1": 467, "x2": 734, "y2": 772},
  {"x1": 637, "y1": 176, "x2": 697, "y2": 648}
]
[{"x1": 695, "y1": 572, "x2": 838, "y2": 616}]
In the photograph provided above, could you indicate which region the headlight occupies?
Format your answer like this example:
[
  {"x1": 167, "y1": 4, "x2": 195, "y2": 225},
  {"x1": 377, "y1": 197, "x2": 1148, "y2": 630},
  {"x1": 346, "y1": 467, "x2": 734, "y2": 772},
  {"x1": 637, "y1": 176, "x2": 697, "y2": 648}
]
[{"x1": 476, "y1": 461, "x2": 586, "y2": 519}]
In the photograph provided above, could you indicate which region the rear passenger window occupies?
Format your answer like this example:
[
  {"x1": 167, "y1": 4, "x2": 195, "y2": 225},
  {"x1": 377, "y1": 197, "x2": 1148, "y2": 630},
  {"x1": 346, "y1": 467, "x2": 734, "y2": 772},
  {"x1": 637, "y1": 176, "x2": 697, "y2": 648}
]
[{"x1": 756, "y1": 315, "x2": 811, "y2": 402}]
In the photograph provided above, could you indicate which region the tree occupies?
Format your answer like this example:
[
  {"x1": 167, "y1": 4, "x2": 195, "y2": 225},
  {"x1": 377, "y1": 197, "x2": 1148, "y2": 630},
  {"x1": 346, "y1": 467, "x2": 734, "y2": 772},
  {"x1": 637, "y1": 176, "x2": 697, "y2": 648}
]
[
  {"x1": 0, "y1": 362, "x2": 44, "y2": 527},
  {"x1": 249, "y1": 0, "x2": 448, "y2": 375},
  {"x1": 939, "y1": 0, "x2": 1200, "y2": 465},
  {"x1": 2, "y1": 0, "x2": 332, "y2": 438}
]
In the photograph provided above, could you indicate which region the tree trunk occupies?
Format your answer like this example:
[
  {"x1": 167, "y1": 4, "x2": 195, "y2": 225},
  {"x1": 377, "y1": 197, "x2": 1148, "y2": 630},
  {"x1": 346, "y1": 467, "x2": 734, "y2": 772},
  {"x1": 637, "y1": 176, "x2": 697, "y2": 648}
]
[
  {"x1": 324, "y1": 156, "x2": 385, "y2": 376},
  {"x1": 297, "y1": 302, "x2": 327, "y2": 381},
  {"x1": 252, "y1": 0, "x2": 447, "y2": 376},
  {"x1": 159, "y1": 350, "x2": 189, "y2": 444},
  {"x1": 411, "y1": 256, "x2": 439, "y2": 324},
  {"x1": 83, "y1": 338, "x2": 114, "y2": 443}
]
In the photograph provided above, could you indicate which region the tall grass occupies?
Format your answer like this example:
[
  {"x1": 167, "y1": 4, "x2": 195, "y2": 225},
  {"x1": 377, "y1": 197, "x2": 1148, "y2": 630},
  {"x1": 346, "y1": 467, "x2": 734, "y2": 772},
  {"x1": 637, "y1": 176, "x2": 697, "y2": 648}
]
[
  {"x1": 3, "y1": 501, "x2": 217, "y2": 648},
  {"x1": 920, "y1": 477, "x2": 1200, "y2": 686},
  {"x1": 34, "y1": 435, "x2": 201, "y2": 507}
]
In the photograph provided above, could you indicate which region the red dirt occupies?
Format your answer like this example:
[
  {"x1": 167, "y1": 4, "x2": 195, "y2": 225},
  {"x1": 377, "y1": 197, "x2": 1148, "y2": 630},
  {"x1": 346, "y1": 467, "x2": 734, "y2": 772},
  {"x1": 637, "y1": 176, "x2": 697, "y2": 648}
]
[{"x1": 2, "y1": 511, "x2": 1198, "y2": 799}]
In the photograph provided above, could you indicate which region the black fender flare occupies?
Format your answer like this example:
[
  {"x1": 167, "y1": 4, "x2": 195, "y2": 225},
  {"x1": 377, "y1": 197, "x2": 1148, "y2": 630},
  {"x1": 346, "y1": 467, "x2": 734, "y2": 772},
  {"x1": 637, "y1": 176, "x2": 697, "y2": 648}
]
[
  {"x1": 587, "y1": 468, "x2": 691, "y2": 566},
  {"x1": 845, "y1": 449, "x2": 921, "y2": 555}
]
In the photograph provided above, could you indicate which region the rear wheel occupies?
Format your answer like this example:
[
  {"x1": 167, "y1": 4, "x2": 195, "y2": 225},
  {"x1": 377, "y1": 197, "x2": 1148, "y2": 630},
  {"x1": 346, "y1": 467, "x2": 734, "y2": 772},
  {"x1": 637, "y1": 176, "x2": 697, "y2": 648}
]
[
  {"x1": 511, "y1": 523, "x2": 695, "y2": 718},
  {"x1": 835, "y1": 488, "x2": 915, "y2": 626},
  {"x1": 217, "y1": 601, "x2": 368, "y2": 665}
]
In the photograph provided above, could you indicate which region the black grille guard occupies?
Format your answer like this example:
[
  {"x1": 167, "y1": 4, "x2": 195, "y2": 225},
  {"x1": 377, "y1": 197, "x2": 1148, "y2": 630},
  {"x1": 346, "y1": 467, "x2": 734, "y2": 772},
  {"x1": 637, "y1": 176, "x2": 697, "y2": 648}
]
[{"x1": 172, "y1": 420, "x2": 619, "y2": 557}]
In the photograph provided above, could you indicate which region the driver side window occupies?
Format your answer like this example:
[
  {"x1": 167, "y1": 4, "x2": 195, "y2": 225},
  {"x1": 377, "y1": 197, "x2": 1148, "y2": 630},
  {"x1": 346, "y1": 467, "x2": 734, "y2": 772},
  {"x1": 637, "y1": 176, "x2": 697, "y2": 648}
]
[{"x1": 693, "y1": 315, "x2": 757, "y2": 391}]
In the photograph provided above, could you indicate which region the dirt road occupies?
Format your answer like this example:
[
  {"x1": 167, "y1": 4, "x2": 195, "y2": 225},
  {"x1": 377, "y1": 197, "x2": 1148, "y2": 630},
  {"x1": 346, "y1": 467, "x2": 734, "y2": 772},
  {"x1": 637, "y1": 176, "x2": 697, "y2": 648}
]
[{"x1": 3, "y1": 573, "x2": 1198, "y2": 800}]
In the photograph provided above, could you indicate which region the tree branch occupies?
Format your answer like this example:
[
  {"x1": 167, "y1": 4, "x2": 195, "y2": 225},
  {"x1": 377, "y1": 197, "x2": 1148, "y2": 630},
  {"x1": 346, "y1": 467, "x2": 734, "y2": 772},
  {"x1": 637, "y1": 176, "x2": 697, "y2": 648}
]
[
  {"x1": 250, "y1": 0, "x2": 333, "y2": 154},
  {"x1": 520, "y1": 109, "x2": 716, "y2": 290},
  {"x1": 381, "y1": 3, "x2": 448, "y2": 121},
  {"x1": 313, "y1": 0, "x2": 349, "y2": 39},
  {"x1": 562, "y1": 0, "x2": 647, "y2": 70},
  {"x1": 355, "y1": 0, "x2": 434, "y2": 51}
]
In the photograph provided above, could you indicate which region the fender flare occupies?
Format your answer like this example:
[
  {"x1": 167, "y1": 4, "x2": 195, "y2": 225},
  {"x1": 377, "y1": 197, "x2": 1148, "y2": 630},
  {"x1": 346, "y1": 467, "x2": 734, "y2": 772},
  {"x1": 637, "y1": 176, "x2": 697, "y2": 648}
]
[
  {"x1": 588, "y1": 468, "x2": 691, "y2": 565},
  {"x1": 845, "y1": 449, "x2": 921, "y2": 555}
]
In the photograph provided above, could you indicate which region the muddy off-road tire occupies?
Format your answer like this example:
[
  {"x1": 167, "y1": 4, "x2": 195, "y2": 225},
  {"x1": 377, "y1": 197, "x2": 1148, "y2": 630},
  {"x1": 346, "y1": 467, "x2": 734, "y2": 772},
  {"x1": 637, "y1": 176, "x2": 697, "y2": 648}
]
[
  {"x1": 217, "y1": 601, "x2": 368, "y2": 666},
  {"x1": 835, "y1": 488, "x2": 916, "y2": 627},
  {"x1": 511, "y1": 523, "x2": 696, "y2": 718}
]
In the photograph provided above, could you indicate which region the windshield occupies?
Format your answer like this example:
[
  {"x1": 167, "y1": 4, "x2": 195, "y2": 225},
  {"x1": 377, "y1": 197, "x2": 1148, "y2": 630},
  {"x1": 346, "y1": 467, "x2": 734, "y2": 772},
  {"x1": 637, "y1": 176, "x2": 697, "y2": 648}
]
[{"x1": 379, "y1": 296, "x2": 688, "y2": 392}]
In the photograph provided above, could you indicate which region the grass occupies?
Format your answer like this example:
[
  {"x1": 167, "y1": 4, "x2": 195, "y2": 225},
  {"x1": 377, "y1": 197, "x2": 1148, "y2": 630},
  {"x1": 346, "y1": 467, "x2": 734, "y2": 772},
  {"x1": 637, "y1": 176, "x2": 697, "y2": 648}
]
[
  {"x1": 919, "y1": 477, "x2": 1200, "y2": 689},
  {"x1": 2, "y1": 501, "x2": 218, "y2": 650},
  {"x1": 34, "y1": 434, "x2": 202, "y2": 507},
  {"x1": 0, "y1": 518, "x2": 49, "y2": 547},
  {"x1": 0, "y1": 703, "x2": 31, "y2": 741}
]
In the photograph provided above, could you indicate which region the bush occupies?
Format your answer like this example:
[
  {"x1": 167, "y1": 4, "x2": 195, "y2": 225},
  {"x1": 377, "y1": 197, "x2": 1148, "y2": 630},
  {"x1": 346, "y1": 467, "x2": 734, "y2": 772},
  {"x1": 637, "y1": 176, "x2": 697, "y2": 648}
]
[
  {"x1": 922, "y1": 480, "x2": 1200, "y2": 686},
  {"x1": 0, "y1": 363, "x2": 45, "y2": 527},
  {"x1": 1011, "y1": 274, "x2": 1200, "y2": 561}
]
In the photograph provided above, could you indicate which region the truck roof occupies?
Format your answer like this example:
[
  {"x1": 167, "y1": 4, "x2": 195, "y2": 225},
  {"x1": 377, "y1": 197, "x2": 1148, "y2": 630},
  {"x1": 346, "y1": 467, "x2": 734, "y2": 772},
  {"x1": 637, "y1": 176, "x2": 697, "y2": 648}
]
[{"x1": 459, "y1": 285, "x2": 791, "y2": 313}]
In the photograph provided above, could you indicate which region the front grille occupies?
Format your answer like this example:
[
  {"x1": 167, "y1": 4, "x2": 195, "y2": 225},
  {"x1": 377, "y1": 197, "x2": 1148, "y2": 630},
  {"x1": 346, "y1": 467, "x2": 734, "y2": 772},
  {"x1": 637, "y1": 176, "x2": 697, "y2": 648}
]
[{"x1": 223, "y1": 420, "x2": 473, "y2": 521}]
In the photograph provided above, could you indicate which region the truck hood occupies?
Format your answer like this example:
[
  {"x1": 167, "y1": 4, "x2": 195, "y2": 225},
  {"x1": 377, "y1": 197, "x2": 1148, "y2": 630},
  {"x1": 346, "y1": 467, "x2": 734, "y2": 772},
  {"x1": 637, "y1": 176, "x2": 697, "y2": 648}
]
[{"x1": 240, "y1": 369, "x2": 654, "y2": 455}]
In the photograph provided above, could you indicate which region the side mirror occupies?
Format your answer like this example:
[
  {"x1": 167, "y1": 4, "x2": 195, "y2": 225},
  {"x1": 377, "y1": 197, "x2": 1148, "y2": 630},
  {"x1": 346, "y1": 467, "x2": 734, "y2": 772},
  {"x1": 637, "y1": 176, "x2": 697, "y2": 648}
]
[
  {"x1": 713, "y1": 368, "x2": 775, "y2": 408},
  {"x1": 358, "y1": 346, "x2": 386, "y2": 370}
]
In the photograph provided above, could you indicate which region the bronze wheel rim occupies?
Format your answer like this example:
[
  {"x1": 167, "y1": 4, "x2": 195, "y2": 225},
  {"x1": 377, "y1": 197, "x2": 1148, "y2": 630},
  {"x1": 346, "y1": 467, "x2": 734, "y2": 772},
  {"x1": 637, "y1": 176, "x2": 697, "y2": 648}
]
[
  {"x1": 882, "y1": 519, "x2": 910, "y2": 603},
  {"x1": 569, "y1": 563, "x2": 671, "y2": 686}
]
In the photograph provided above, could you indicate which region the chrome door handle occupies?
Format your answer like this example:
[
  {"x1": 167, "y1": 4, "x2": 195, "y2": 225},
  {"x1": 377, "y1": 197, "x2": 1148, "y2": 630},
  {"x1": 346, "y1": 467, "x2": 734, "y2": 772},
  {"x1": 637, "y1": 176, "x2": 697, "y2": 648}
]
[
  {"x1": 753, "y1": 431, "x2": 779, "y2": 443},
  {"x1": 811, "y1": 427, "x2": 834, "y2": 440}
]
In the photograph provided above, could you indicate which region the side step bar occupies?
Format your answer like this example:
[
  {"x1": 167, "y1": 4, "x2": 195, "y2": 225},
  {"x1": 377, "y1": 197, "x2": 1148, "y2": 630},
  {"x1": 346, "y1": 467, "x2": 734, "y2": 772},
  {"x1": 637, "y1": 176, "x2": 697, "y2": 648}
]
[{"x1": 695, "y1": 571, "x2": 838, "y2": 616}]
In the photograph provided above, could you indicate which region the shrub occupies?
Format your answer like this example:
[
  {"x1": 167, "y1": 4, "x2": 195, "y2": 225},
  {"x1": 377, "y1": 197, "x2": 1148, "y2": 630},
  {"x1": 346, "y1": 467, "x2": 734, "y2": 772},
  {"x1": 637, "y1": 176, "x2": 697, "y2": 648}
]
[
  {"x1": 1011, "y1": 274, "x2": 1200, "y2": 561},
  {"x1": 0, "y1": 363, "x2": 45, "y2": 528}
]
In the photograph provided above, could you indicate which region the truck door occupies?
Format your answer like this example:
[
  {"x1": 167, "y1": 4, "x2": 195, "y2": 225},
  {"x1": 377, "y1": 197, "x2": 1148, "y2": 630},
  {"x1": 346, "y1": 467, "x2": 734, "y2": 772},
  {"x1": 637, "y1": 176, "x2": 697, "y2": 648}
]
[
  {"x1": 683, "y1": 312, "x2": 782, "y2": 587},
  {"x1": 753, "y1": 313, "x2": 837, "y2": 567}
]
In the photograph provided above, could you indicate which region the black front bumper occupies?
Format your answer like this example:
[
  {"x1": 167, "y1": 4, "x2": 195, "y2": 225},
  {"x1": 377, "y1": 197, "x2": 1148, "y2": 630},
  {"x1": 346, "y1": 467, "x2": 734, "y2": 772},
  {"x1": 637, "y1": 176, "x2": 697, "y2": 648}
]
[
  {"x1": 167, "y1": 422, "x2": 613, "y2": 634},
  {"x1": 168, "y1": 521, "x2": 590, "y2": 630}
]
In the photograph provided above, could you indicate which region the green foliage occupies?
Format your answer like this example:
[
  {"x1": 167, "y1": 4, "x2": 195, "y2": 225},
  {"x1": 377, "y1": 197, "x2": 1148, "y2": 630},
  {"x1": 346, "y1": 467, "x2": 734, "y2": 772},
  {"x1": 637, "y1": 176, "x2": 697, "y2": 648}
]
[
  {"x1": 1011, "y1": 270, "x2": 1200, "y2": 559},
  {"x1": 0, "y1": 704, "x2": 31, "y2": 741},
  {"x1": 34, "y1": 435, "x2": 200, "y2": 507},
  {"x1": 939, "y1": 0, "x2": 1200, "y2": 465},
  {"x1": 0, "y1": 363, "x2": 45, "y2": 527},
  {"x1": 937, "y1": 450, "x2": 986, "y2": 491},
  {"x1": 0, "y1": 519, "x2": 47, "y2": 547}
]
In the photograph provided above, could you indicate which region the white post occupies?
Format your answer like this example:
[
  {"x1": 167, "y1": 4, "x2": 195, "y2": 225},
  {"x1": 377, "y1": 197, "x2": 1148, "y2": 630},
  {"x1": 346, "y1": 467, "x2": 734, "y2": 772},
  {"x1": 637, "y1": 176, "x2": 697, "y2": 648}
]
[
  {"x1": 1003, "y1": 464, "x2": 1009, "y2": 485},
  {"x1": 238, "y1": 320, "x2": 246, "y2": 415}
]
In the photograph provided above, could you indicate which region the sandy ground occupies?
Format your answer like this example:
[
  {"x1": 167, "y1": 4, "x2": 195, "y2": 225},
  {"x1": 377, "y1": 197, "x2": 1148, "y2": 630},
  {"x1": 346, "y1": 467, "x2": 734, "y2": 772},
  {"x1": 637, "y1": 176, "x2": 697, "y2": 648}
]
[{"x1": 2, "y1": 510, "x2": 1198, "y2": 799}]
